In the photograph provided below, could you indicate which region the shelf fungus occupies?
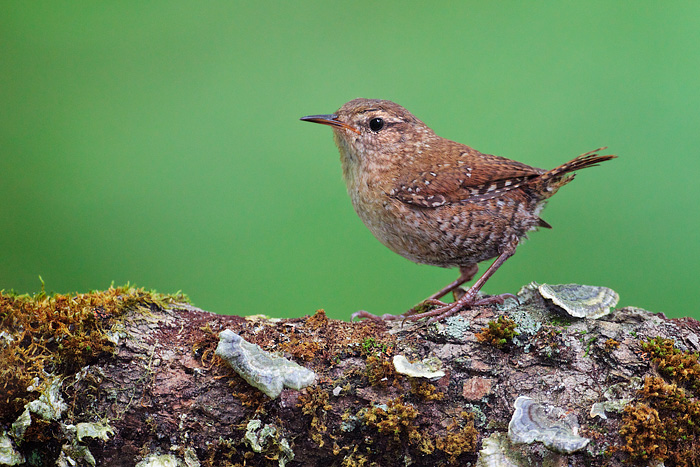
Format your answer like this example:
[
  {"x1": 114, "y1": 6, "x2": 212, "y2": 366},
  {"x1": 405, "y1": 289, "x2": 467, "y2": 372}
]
[
  {"x1": 215, "y1": 329, "x2": 316, "y2": 399},
  {"x1": 508, "y1": 396, "x2": 590, "y2": 454},
  {"x1": 537, "y1": 283, "x2": 619, "y2": 319},
  {"x1": 392, "y1": 355, "x2": 445, "y2": 379}
]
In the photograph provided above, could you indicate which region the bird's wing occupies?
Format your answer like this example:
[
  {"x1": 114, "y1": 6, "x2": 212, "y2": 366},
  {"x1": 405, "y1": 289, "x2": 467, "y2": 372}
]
[{"x1": 389, "y1": 142, "x2": 544, "y2": 208}]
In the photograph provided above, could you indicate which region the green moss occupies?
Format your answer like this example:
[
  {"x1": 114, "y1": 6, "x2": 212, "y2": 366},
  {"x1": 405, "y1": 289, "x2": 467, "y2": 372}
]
[
  {"x1": 475, "y1": 316, "x2": 518, "y2": 348},
  {"x1": 360, "y1": 336, "x2": 390, "y2": 356},
  {"x1": 583, "y1": 336, "x2": 597, "y2": 357},
  {"x1": 549, "y1": 316, "x2": 572, "y2": 327},
  {"x1": 642, "y1": 337, "x2": 700, "y2": 393}
]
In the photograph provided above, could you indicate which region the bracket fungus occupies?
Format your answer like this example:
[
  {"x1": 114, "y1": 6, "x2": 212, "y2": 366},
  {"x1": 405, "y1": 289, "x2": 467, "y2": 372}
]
[
  {"x1": 392, "y1": 355, "x2": 445, "y2": 379},
  {"x1": 537, "y1": 283, "x2": 619, "y2": 319},
  {"x1": 508, "y1": 396, "x2": 590, "y2": 454},
  {"x1": 215, "y1": 330, "x2": 316, "y2": 399}
]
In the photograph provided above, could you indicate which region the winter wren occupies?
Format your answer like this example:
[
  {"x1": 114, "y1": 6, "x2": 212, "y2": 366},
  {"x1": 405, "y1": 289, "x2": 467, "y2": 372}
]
[{"x1": 301, "y1": 98, "x2": 615, "y2": 323}]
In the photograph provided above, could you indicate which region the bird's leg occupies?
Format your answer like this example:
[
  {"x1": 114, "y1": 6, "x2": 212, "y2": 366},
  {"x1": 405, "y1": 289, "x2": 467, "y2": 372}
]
[
  {"x1": 350, "y1": 264, "x2": 478, "y2": 322},
  {"x1": 351, "y1": 243, "x2": 517, "y2": 323},
  {"x1": 401, "y1": 238, "x2": 519, "y2": 323},
  {"x1": 425, "y1": 264, "x2": 478, "y2": 301}
]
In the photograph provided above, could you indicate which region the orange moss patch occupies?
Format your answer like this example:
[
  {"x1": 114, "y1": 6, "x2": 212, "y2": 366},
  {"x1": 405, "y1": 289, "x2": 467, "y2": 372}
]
[
  {"x1": 435, "y1": 413, "x2": 478, "y2": 464},
  {"x1": 410, "y1": 380, "x2": 445, "y2": 401},
  {"x1": 0, "y1": 285, "x2": 184, "y2": 424},
  {"x1": 604, "y1": 338, "x2": 620, "y2": 350},
  {"x1": 297, "y1": 387, "x2": 332, "y2": 447},
  {"x1": 305, "y1": 309, "x2": 329, "y2": 329},
  {"x1": 361, "y1": 398, "x2": 476, "y2": 464},
  {"x1": 620, "y1": 376, "x2": 700, "y2": 466},
  {"x1": 618, "y1": 338, "x2": 700, "y2": 466},
  {"x1": 277, "y1": 337, "x2": 325, "y2": 362},
  {"x1": 475, "y1": 316, "x2": 518, "y2": 348},
  {"x1": 365, "y1": 355, "x2": 397, "y2": 387},
  {"x1": 364, "y1": 396, "x2": 420, "y2": 444},
  {"x1": 642, "y1": 337, "x2": 700, "y2": 393}
]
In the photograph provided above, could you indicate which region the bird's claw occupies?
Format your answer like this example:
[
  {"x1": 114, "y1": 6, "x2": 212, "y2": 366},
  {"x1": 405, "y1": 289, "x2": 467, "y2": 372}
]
[{"x1": 351, "y1": 293, "x2": 518, "y2": 324}]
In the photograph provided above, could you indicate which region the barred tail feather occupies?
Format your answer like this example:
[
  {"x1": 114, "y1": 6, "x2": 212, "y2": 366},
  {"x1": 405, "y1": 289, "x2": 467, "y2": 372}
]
[
  {"x1": 542, "y1": 147, "x2": 616, "y2": 181},
  {"x1": 530, "y1": 147, "x2": 615, "y2": 194}
]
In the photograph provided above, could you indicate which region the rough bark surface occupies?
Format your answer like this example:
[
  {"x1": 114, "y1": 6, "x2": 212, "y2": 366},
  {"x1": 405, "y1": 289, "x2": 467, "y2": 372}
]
[{"x1": 5, "y1": 285, "x2": 700, "y2": 466}]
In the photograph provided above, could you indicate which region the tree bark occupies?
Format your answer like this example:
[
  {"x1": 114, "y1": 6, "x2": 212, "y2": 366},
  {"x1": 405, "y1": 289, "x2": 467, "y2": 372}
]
[{"x1": 3, "y1": 284, "x2": 699, "y2": 466}]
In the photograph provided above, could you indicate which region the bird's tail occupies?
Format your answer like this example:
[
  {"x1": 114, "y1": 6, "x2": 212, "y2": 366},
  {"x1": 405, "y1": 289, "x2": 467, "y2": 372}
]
[{"x1": 532, "y1": 147, "x2": 616, "y2": 196}]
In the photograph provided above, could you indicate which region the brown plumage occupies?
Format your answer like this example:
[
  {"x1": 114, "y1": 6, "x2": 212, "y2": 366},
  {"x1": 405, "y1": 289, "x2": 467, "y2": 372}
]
[{"x1": 301, "y1": 98, "x2": 615, "y2": 323}]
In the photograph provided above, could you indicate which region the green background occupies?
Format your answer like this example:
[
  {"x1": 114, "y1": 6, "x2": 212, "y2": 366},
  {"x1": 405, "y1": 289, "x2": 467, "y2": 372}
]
[{"x1": 2, "y1": 2, "x2": 698, "y2": 320}]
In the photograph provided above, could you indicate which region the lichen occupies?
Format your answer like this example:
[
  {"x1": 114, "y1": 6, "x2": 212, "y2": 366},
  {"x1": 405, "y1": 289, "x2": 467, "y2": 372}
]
[
  {"x1": 0, "y1": 432, "x2": 24, "y2": 466},
  {"x1": 242, "y1": 419, "x2": 294, "y2": 467},
  {"x1": 75, "y1": 421, "x2": 114, "y2": 443},
  {"x1": 134, "y1": 454, "x2": 183, "y2": 467},
  {"x1": 590, "y1": 379, "x2": 639, "y2": 421},
  {"x1": 476, "y1": 432, "x2": 521, "y2": 467},
  {"x1": 215, "y1": 329, "x2": 316, "y2": 398},
  {"x1": 24, "y1": 376, "x2": 67, "y2": 422},
  {"x1": 8, "y1": 376, "x2": 75, "y2": 464},
  {"x1": 434, "y1": 315, "x2": 471, "y2": 341}
]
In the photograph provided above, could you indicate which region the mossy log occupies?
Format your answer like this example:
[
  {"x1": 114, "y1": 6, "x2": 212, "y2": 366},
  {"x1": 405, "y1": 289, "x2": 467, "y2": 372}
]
[{"x1": 1, "y1": 285, "x2": 699, "y2": 466}]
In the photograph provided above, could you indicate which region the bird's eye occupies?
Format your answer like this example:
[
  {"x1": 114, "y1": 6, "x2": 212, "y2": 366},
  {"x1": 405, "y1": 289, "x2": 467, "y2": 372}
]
[{"x1": 369, "y1": 117, "x2": 384, "y2": 132}]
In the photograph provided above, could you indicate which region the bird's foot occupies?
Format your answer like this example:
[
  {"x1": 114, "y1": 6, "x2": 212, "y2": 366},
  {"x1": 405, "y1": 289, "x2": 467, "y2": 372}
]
[
  {"x1": 351, "y1": 310, "x2": 405, "y2": 322},
  {"x1": 349, "y1": 301, "x2": 448, "y2": 322},
  {"x1": 402, "y1": 292, "x2": 518, "y2": 324},
  {"x1": 351, "y1": 293, "x2": 518, "y2": 324}
]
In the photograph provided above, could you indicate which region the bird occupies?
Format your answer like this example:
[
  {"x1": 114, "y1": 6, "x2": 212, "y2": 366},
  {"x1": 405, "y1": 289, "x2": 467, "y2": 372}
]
[{"x1": 300, "y1": 98, "x2": 615, "y2": 323}]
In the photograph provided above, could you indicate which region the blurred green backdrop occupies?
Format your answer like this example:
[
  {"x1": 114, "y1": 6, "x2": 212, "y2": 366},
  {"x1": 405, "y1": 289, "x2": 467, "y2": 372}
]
[{"x1": 1, "y1": 2, "x2": 698, "y2": 320}]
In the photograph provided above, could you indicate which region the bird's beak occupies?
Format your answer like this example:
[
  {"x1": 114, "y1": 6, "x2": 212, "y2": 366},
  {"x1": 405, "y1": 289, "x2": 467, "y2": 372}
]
[{"x1": 300, "y1": 114, "x2": 361, "y2": 135}]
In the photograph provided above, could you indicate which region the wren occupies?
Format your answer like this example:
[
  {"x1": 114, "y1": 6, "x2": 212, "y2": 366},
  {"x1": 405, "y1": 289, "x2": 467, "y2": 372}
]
[{"x1": 301, "y1": 98, "x2": 615, "y2": 323}]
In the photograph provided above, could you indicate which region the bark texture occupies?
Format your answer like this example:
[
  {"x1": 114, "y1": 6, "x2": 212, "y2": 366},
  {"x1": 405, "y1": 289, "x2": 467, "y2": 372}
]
[{"x1": 3, "y1": 284, "x2": 700, "y2": 467}]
